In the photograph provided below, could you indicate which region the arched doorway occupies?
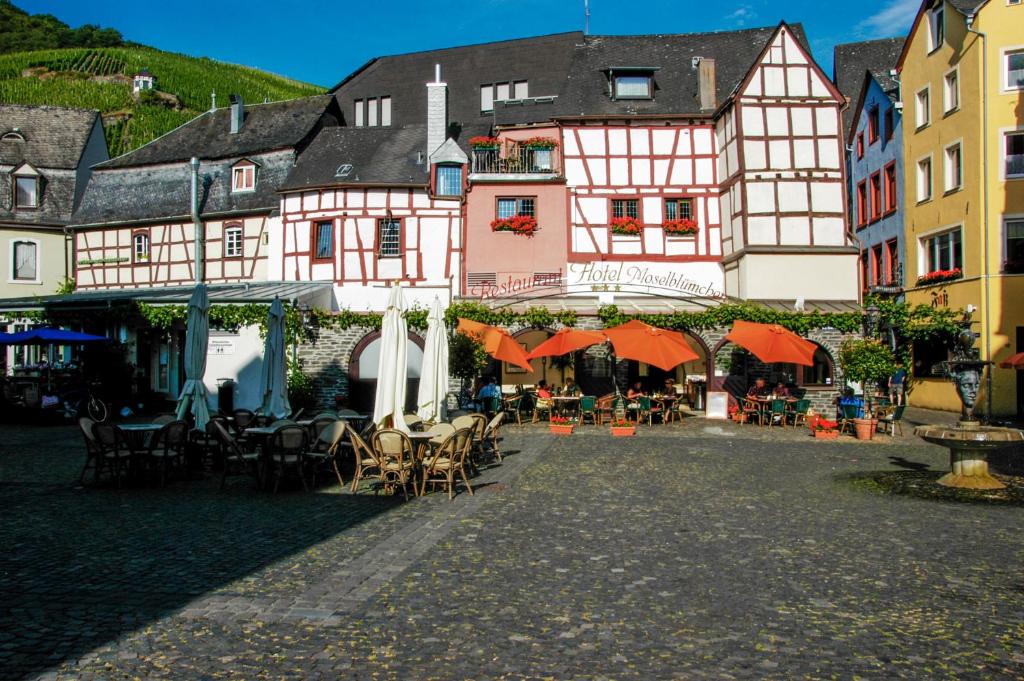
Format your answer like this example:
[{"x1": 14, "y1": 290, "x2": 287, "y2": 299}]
[
  {"x1": 617, "y1": 331, "x2": 710, "y2": 400},
  {"x1": 349, "y1": 331, "x2": 425, "y2": 414},
  {"x1": 712, "y1": 339, "x2": 835, "y2": 405},
  {"x1": 502, "y1": 328, "x2": 574, "y2": 388}
]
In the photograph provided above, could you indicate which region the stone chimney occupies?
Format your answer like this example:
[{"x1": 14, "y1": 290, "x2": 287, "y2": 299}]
[
  {"x1": 697, "y1": 59, "x2": 717, "y2": 111},
  {"x1": 229, "y1": 94, "x2": 244, "y2": 134},
  {"x1": 426, "y1": 64, "x2": 447, "y2": 165}
]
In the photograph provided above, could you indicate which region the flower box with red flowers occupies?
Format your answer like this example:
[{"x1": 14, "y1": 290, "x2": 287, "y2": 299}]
[
  {"x1": 469, "y1": 136, "x2": 501, "y2": 149},
  {"x1": 491, "y1": 215, "x2": 538, "y2": 235},
  {"x1": 662, "y1": 218, "x2": 699, "y2": 236},
  {"x1": 916, "y1": 268, "x2": 962, "y2": 286},
  {"x1": 522, "y1": 136, "x2": 559, "y2": 150},
  {"x1": 549, "y1": 415, "x2": 576, "y2": 435},
  {"x1": 609, "y1": 418, "x2": 635, "y2": 436},
  {"x1": 809, "y1": 415, "x2": 839, "y2": 439},
  {"x1": 610, "y1": 217, "x2": 642, "y2": 236}
]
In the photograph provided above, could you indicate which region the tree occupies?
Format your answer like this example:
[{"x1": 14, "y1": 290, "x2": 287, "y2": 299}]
[{"x1": 839, "y1": 339, "x2": 898, "y2": 417}]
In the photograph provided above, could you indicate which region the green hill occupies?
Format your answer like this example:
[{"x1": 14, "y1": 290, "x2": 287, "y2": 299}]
[{"x1": 0, "y1": 46, "x2": 325, "y2": 156}]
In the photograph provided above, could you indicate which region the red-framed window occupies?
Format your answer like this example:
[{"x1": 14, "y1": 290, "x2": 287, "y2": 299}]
[
  {"x1": 884, "y1": 162, "x2": 897, "y2": 213},
  {"x1": 856, "y1": 181, "x2": 868, "y2": 227},
  {"x1": 856, "y1": 132, "x2": 865, "y2": 159},
  {"x1": 885, "y1": 238, "x2": 899, "y2": 285},
  {"x1": 884, "y1": 108, "x2": 895, "y2": 142},
  {"x1": 868, "y1": 106, "x2": 880, "y2": 144},
  {"x1": 860, "y1": 252, "x2": 870, "y2": 291},
  {"x1": 312, "y1": 220, "x2": 333, "y2": 261},
  {"x1": 871, "y1": 243, "x2": 884, "y2": 285},
  {"x1": 870, "y1": 172, "x2": 882, "y2": 221}
]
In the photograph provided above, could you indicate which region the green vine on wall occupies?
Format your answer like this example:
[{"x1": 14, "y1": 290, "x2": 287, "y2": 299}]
[{"x1": 596, "y1": 303, "x2": 863, "y2": 334}]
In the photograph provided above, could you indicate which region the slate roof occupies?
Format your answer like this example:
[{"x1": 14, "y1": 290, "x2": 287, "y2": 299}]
[
  {"x1": 282, "y1": 122, "x2": 491, "y2": 190},
  {"x1": 99, "y1": 95, "x2": 339, "y2": 168},
  {"x1": 948, "y1": 0, "x2": 987, "y2": 15},
  {"x1": 73, "y1": 150, "x2": 295, "y2": 227},
  {"x1": 833, "y1": 37, "x2": 905, "y2": 140},
  {"x1": 0, "y1": 104, "x2": 100, "y2": 169},
  {"x1": 553, "y1": 26, "x2": 810, "y2": 118}
]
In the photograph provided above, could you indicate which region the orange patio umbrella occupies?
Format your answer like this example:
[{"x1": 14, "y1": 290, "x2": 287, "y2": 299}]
[
  {"x1": 603, "y1": 320, "x2": 699, "y2": 371},
  {"x1": 724, "y1": 320, "x2": 817, "y2": 366},
  {"x1": 456, "y1": 318, "x2": 533, "y2": 371},
  {"x1": 998, "y1": 352, "x2": 1024, "y2": 369},
  {"x1": 526, "y1": 328, "x2": 607, "y2": 359}
]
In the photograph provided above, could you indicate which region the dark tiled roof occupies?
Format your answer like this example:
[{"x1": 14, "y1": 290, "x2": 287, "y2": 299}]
[
  {"x1": 833, "y1": 37, "x2": 905, "y2": 140},
  {"x1": 0, "y1": 104, "x2": 100, "y2": 169},
  {"x1": 99, "y1": 95, "x2": 339, "y2": 168},
  {"x1": 554, "y1": 26, "x2": 810, "y2": 118},
  {"x1": 948, "y1": 0, "x2": 986, "y2": 15},
  {"x1": 282, "y1": 123, "x2": 490, "y2": 190},
  {"x1": 73, "y1": 150, "x2": 294, "y2": 226},
  {"x1": 331, "y1": 32, "x2": 582, "y2": 129},
  {"x1": 0, "y1": 168, "x2": 76, "y2": 229}
]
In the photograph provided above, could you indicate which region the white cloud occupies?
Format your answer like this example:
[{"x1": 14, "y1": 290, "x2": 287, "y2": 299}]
[
  {"x1": 856, "y1": 0, "x2": 920, "y2": 38},
  {"x1": 726, "y1": 4, "x2": 755, "y2": 27}
]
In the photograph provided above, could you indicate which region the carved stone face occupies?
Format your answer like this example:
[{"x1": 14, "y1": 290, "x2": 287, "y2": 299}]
[{"x1": 953, "y1": 368, "x2": 981, "y2": 413}]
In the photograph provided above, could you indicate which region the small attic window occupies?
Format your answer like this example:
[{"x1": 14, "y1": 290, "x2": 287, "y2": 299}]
[
  {"x1": 606, "y1": 67, "x2": 659, "y2": 101},
  {"x1": 335, "y1": 163, "x2": 354, "y2": 178},
  {"x1": 231, "y1": 161, "x2": 256, "y2": 192},
  {"x1": 2, "y1": 130, "x2": 25, "y2": 142}
]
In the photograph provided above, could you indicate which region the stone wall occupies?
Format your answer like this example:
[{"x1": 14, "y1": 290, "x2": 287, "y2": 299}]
[{"x1": 296, "y1": 325, "x2": 371, "y2": 411}]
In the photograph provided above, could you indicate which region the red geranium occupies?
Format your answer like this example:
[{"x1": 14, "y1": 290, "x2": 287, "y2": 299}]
[
  {"x1": 469, "y1": 136, "x2": 500, "y2": 148},
  {"x1": 808, "y1": 415, "x2": 837, "y2": 432},
  {"x1": 522, "y1": 136, "x2": 559, "y2": 149},
  {"x1": 916, "y1": 268, "x2": 962, "y2": 286},
  {"x1": 663, "y1": 218, "x2": 699, "y2": 235},
  {"x1": 551, "y1": 415, "x2": 577, "y2": 424},
  {"x1": 491, "y1": 215, "x2": 538, "y2": 235},
  {"x1": 610, "y1": 217, "x2": 642, "y2": 235}
]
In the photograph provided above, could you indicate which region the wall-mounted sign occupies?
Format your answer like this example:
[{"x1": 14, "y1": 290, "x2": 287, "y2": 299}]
[
  {"x1": 566, "y1": 262, "x2": 725, "y2": 299},
  {"x1": 208, "y1": 339, "x2": 236, "y2": 355}
]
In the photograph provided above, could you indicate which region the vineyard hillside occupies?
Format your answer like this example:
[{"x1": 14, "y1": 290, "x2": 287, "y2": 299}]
[{"x1": 0, "y1": 46, "x2": 325, "y2": 156}]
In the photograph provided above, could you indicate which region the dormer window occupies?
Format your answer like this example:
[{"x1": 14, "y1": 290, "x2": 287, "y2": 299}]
[
  {"x1": 2, "y1": 130, "x2": 26, "y2": 142},
  {"x1": 606, "y1": 67, "x2": 658, "y2": 101},
  {"x1": 12, "y1": 164, "x2": 40, "y2": 209},
  {"x1": 231, "y1": 161, "x2": 256, "y2": 192},
  {"x1": 435, "y1": 164, "x2": 463, "y2": 196},
  {"x1": 927, "y1": 4, "x2": 944, "y2": 52}
]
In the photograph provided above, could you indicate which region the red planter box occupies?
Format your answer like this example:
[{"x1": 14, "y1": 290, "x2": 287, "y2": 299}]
[
  {"x1": 610, "y1": 426, "x2": 635, "y2": 436},
  {"x1": 814, "y1": 430, "x2": 839, "y2": 440},
  {"x1": 550, "y1": 424, "x2": 575, "y2": 435}
]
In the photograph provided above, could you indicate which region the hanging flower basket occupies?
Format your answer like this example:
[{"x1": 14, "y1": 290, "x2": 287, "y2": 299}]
[
  {"x1": 522, "y1": 136, "x2": 559, "y2": 150},
  {"x1": 610, "y1": 217, "x2": 642, "y2": 235},
  {"x1": 469, "y1": 136, "x2": 501, "y2": 150},
  {"x1": 609, "y1": 419, "x2": 635, "y2": 436},
  {"x1": 663, "y1": 218, "x2": 699, "y2": 236},
  {"x1": 916, "y1": 268, "x2": 962, "y2": 286},
  {"x1": 491, "y1": 215, "x2": 538, "y2": 235}
]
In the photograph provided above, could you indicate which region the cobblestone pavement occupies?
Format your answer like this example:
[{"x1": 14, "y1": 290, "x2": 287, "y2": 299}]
[{"x1": 1, "y1": 418, "x2": 1023, "y2": 680}]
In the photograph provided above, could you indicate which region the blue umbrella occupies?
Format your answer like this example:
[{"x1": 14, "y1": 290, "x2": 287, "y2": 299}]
[
  {"x1": 175, "y1": 285, "x2": 211, "y2": 430},
  {"x1": 0, "y1": 328, "x2": 109, "y2": 344}
]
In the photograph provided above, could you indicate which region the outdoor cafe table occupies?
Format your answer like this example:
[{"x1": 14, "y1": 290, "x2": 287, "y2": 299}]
[
  {"x1": 116, "y1": 423, "x2": 162, "y2": 452},
  {"x1": 549, "y1": 395, "x2": 580, "y2": 416}
]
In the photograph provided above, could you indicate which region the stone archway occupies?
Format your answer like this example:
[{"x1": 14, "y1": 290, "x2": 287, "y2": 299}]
[{"x1": 348, "y1": 330, "x2": 425, "y2": 414}]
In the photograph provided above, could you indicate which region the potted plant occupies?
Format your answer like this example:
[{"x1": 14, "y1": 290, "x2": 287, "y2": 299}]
[
  {"x1": 809, "y1": 415, "x2": 839, "y2": 440},
  {"x1": 469, "y1": 135, "x2": 501, "y2": 150},
  {"x1": 728, "y1": 404, "x2": 746, "y2": 424},
  {"x1": 916, "y1": 267, "x2": 962, "y2": 286},
  {"x1": 609, "y1": 418, "x2": 635, "y2": 436},
  {"x1": 662, "y1": 218, "x2": 699, "y2": 236},
  {"x1": 522, "y1": 136, "x2": 558, "y2": 171},
  {"x1": 610, "y1": 216, "x2": 642, "y2": 236},
  {"x1": 549, "y1": 415, "x2": 576, "y2": 435},
  {"x1": 838, "y1": 339, "x2": 898, "y2": 441},
  {"x1": 490, "y1": 215, "x2": 538, "y2": 235}
]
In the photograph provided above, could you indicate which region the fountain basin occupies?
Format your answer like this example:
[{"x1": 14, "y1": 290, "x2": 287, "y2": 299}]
[{"x1": 915, "y1": 424, "x2": 1024, "y2": 490}]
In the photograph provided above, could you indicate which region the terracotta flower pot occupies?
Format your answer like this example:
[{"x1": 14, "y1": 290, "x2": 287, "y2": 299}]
[
  {"x1": 814, "y1": 429, "x2": 839, "y2": 440},
  {"x1": 550, "y1": 424, "x2": 575, "y2": 435},
  {"x1": 853, "y1": 417, "x2": 877, "y2": 441},
  {"x1": 610, "y1": 426, "x2": 635, "y2": 436}
]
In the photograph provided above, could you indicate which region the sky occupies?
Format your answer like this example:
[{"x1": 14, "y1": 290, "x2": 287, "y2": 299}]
[{"x1": 17, "y1": 0, "x2": 919, "y2": 88}]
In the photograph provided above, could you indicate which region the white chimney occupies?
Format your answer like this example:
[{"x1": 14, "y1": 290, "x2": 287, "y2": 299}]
[{"x1": 426, "y1": 64, "x2": 447, "y2": 165}]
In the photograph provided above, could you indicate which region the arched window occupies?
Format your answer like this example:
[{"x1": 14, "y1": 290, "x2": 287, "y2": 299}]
[
  {"x1": 801, "y1": 344, "x2": 835, "y2": 387},
  {"x1": 2, "y1": 131, "x2": 26, "y2": 142},
  {"x1": 133, "y1": 232, "x2": 150, "y2": 263}
]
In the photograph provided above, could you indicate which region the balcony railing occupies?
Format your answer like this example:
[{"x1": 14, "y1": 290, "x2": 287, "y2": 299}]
[{"x1": 471, "y1": 147, "x2": 559, "y2": 176}]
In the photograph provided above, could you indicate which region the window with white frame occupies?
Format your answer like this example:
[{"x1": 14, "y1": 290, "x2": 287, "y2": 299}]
[
  {"x1": 917, "y1": 156, "x2": 933, "y2": 202},
  {"x1": 944, "y1": 142, "x2": 962, "y2": 191},
  {"x1": 923, "y1": 228, "x2": 962, "y2": 274},
  {"x1": 133, "y1": 232, "x2": 149, "y2": 263},
  {"x1": 232, "y1": 163, "x2": 255, "y2": 192},
  {"x1": 927, "y1": 5, "x2": 944, "y2": 52},
  {"x1": 353, "y1": 96, "x2": 391, "y2": 127},
  {"x1": 225, "y1": 226, "x2": 243, "y2": 258},
  {"x1": 376, "y1": 218, "x2": 402, "y2": 258},
  {"x1": 480, "y1": 81, "x2": 529, "y2": 113},
  {"x1": 1006, "y1": 49, "x2": 1024, "y2": 90},
  {"x1": 12, "y1": 240, "x2": 37, "y2": 281},
  {"x1": 1006, "y1": 131, "x2": 1024, "y2": 178},
  {"x1": 14, "y1": 175, "x2": 38, "y2": 208},
  {"x1": 915, "y1": 87, "x2": 930, "y2": 128},
  {"x1": 944, "y1": 68, "x2": 959, "y2": 111},
  {"x1": 497, "y1": 197, "x2": 535, "y2": 219},
  {"x1": 614, "y1": 75, "x2": 652, "y2": 99}
]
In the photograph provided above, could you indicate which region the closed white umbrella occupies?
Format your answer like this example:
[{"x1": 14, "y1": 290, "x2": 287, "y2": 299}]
[
  {"x1": 176, "y1": 284, "x2": 211, "y2": 430},
  {"x1": 372, "y1": 283, "x2": 410, "y2": 433},
  {"x1": 416, "y1": 296, "x2": 449, "y2": 422},
  {"x1": 258, "y1": 298, "x2": 291, "y2": 420}
]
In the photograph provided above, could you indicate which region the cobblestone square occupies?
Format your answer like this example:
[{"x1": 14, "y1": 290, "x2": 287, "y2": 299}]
[{"x1": 1, "y1": 415, "x2": 1022, "y2": 679}]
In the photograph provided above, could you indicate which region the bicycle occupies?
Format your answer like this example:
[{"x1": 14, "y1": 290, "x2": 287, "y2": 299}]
[{"x1": 61, "y1": 382, "x2": 109, "y2": 422}]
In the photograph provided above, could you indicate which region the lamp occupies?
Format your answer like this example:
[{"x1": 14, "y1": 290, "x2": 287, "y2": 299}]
[{"x1": 864, "y1": 302, "x2": 880, "y2": 338}]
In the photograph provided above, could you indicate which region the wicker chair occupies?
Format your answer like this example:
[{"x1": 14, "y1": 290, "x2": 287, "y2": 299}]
[
  {"x1": 502, "y1": 395, "x2": 524, "y2": 426},
  {"x1": 347, "y1": 426, "x2": 382, "y2": 493},
  {"x1": 145, "y1": 419, "x2": 190, "y2": 487},
  {"x1": 403, "y1": 413, "x2": 425, "y2": 432},
  {"x1": 308, "y1": 414, "x2": 339, "y2": 443},
  {"x1": 305, "y1": 420, "x2": 349, "y2": 487},
  {"x1": 482, "y1": 411, "x2": 505, "y2": 462},
  {"x1": 77, "y1": 416, "x2": 100, "y2": 484},
  {"x1": 420, "y1": 428, "x2": 475, "y2": 500},
  {"x1": 372, "y1": 428, "x2": 416, "y2": 500},
  {"x1": 742, "y1": 398, "x2": 766, "y2": 426},
  {"x1": 264, "y1": 424, "x2": 310, "y2": 493},
  {"x1": 210, "y1": 420, "x2": 261, "y2": 491},
  {"x1": 531, "y1": 396, "x2": 553, "y2": 423},
  {"x1": 91, "y1": 422, "x2": 132, "y2": 488}
]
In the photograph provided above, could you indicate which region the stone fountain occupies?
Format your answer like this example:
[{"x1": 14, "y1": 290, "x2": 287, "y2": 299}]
[{"x1": 914, "y1": 311, "x2": 1024, "y2": 489}]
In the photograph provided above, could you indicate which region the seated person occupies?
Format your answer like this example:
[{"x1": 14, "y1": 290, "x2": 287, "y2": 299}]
[
  {"x1": 746, "y1": 377, "x2": 770, "y2": 398},
  {"x1": 774, "y1": 381, "x2": 790, "y2": 398},
  {"x1": 536, "y1": 380, "x2": 553, "y2": 399},
  {"x1": 477, "y1": 376, "x2": 501, "y2": 403},
  {"x1": 627, "y1": 381, "x2": 646, "y2": 399},
  {"x1": 563, "y1": 377, "x2": 580, "y2": 396},
  {"x1": 663, "y1": 378, "x2": 677, "y2": 396}
]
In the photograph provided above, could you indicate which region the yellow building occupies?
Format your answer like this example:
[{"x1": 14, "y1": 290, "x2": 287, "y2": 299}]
[{"x1": 897, "y1": 0, "x2": 1024, "y2": 417}]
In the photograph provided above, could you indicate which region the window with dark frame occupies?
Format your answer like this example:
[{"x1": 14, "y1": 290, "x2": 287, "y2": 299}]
[
  {"x1": 870, "y1": 173, "x2": 882, "y2": 220},
  {"x1": 856, "y1": 181, "x2": 868, "y2": 226},
  {"x1": 871, "y1": 243, "x2": 884, "y2": 285},
  {"x1": 133, "y1": 232, "x2": 149, "y2": 263},
  {"x1": 225, "y1": 226, "x2": 243, "y2": 258},
  {"x1": 884, "y1": 163, "x2": 897, "y2": 213},
  {"x1": 664, "y1": 198, "x2": 693, "y2": 221},
  {"x1": 313, "y1": 221, "x2": 333, "y2": 260},
  {"x1": 497, "y1": 197, "x2": 535, "y2": 219},
  {"x1": 884, "y1": 108, "x2": 895, "y2": 142},
  {"x1": 377, "y1": 218, "x2": 402, "y2": 258},
  {"x1": 860, "y1": 252, "x2": 869, "y2": 291},
  {"x1": 611, "y1": 198, "x2": 639, "y2": 219},
  {"x1": 868, "y1": 106, "x2": 880, "y2": 143}
]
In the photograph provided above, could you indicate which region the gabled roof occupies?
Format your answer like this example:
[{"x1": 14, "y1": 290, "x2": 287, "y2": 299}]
[
  {"x1": 73, "y1": 150, "x2": 295, "y2": 227},
  {"x1": 99, "y1": 95, "x2": 339, "y2": 168},
  {"x1": 833, "y1": 37, "x2": 905, "y2": 139},
  {"x1": 948, "y1": 0, "x2": 987, "y2": 15},
  {"x1": 0, "y1": 104, "x2": 100, "y2": 169},
  {"x1": 845, "y1": 70, "x2": 900, "y2": 145}
]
